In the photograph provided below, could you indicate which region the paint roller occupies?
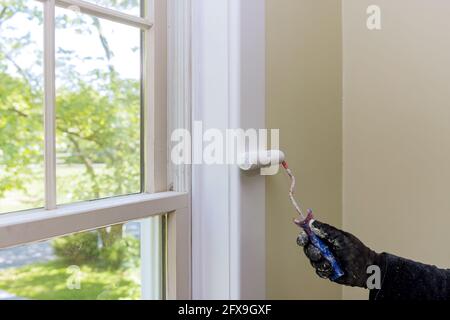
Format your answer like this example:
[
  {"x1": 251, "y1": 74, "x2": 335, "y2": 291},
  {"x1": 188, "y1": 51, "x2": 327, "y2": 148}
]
[{"x1": 238, "y1": 150, "x2": 344, "y2": 281}]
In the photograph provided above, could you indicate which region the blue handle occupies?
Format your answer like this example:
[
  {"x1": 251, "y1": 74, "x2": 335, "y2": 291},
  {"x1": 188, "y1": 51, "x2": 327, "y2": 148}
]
[
  {"x1": 296, "y1": 211, "x2": 344, "y2": 281},
  {"x1": 308, "y1": 232, "x2": 344, "y2": 281}
]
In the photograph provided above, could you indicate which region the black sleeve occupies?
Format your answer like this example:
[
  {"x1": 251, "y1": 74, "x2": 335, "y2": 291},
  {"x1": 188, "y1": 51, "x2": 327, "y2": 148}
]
[{"x1": 369, "y1": 253, "x2": 450, "y2": 300}]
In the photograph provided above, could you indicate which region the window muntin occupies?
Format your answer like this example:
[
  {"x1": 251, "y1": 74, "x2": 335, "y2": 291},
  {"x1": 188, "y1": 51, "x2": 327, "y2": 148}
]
[
  {"x1": 0, "y1": 1, "x2": 45, "y2": 214},
  {"x1": 55, "y1": 8, "x2": 141, "y2": 204}
]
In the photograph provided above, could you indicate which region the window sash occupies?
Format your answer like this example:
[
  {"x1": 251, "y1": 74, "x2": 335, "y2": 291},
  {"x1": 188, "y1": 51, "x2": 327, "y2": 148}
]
[
  {"x1": 0, "y1": 191, "x2": 188, "y2": 249},
  {"x1": 35, "y1": 0, "x2": 154, "y2": 211}
]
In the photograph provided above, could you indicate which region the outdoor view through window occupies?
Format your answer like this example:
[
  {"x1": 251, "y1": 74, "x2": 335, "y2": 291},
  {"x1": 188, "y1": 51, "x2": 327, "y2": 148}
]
[
  {"x1": 54, "y1": 6, "x2": 141, "y2": 204},
  {"x1": 0, "y1": 219, "x2": 150, "y2": 300},
  {"x1": 0, "y1": 0, "x2": 156, "y2": 300}
]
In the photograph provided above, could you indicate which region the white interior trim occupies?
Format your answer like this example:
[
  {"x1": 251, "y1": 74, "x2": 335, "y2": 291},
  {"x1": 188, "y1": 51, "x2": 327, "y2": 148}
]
[
  {"x1": 166, "y1": 0, "x2": 192, "y2": 300},
  {"x1": 144, "y1": 0, "x2": 168, "y2": 194},
  {"x1": 229, "y1": 0, "x2": 266, "y2": 300},
  {"x1": 0, "y1": 192, "x2": 188, "y2": 249},
  {"x1": 140, "y1": 0, "x2": 170, "y2": 300},
  {"x1": 167, "y1": 207, "x2": 191, "y2": 299},
  {"x1": 191, "y1": 0, "x2": 266, "y2": 299}
]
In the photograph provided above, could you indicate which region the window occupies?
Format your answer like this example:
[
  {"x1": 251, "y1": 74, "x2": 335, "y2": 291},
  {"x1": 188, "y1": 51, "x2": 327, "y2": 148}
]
[
  {"x1": 54, "y1": 7, "x2": 142, "y2": 204},
  {"x1": 0, "y1": 0, "x2": 190, "y2": 300},
  {"x1": 0, "y1": 1, "x2": 44, "y2": 213},
  {"x1": 0, "y1": 217, "x2": 163, "y2": 300}
]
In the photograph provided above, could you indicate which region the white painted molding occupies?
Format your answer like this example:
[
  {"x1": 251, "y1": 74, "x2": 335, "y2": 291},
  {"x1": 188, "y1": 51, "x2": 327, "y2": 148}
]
[
  {"x1": 167, "y1": 0, "x2": 192, "y2": 300},
  {"x1": 0, "y1": 192, "x2": 188, "y2": 249},
  {"x1": 191, "y1": 0, "x2": 266, "y2": 299}
]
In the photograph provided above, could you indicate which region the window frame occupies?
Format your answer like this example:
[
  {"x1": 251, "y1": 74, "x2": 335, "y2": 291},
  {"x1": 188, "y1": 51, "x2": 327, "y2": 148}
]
[
  {"x1": 0, "y1": 0, "x2": 191, "y2": 300},
  {"x1": 191, "y1": 0, "x2": 266, "y2": 299}
]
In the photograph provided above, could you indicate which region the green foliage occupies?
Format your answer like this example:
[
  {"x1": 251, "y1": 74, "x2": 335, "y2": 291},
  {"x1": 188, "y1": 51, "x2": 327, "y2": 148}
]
[
  {"x1": 52, "y1": 230, "x2": 139, "y2": 270},
  {"x1": 0, "y1": 260, "x2": 140, "y2": 300},
  {"x1": 52, "y1": 232, "x2": 100, "y2": 265},
  {"x1": 0, "y1": 1, "x2": 45, "y2": 209},
  {"x1": 98, "y1": 235, "x2": 140, "y2": 270},
  {"x1": 0, "y1": 2, "x2": 141, "y2": 208},
  {"x1": 55, "y1": 76, "x2": 141, "y2": 202},
  {"x1": 0, "y1": 72, "x2": 43, "y2": 198}
]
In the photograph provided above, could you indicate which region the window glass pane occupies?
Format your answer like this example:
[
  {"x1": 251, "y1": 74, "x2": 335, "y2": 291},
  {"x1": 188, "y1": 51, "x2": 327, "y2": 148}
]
[
  {"x1": 55, "y1": 8, "x2": 142, "y2": 205},
  {"x1": 0, "y1": 217, "x2": 163, "y2": 300},
  {"x1": 0, "y1": 1, "x2": 44, "y2": 214},
  {"x1": 83, "y1": 0, "x2": 141, "y2": 16}
]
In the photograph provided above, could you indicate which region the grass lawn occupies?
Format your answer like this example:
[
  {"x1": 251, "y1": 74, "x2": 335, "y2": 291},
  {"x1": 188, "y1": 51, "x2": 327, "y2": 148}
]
[
  {"x1": 0, "y1": 164, "x2": 142, "y2": 300},
  {"x1": 0, "y1": 260, "x2": 140, "y2": 300}
]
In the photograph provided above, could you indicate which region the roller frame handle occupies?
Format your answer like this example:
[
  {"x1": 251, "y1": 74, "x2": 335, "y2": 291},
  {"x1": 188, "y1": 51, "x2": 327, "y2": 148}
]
[{"x1": 300, "y1": 212, "x2": 344, "y2": 281}]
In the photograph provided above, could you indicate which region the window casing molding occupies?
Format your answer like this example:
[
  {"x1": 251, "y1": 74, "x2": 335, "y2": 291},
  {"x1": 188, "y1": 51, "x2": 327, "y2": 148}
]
[{"x1": 191, "y1": 0, "x2": 266, "y2": 299}]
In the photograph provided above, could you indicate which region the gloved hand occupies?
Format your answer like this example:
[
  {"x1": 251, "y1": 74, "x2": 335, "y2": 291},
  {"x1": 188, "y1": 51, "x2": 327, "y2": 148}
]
[{"x1": 296, "y1": 217, "x2": 381, "y2": 288}]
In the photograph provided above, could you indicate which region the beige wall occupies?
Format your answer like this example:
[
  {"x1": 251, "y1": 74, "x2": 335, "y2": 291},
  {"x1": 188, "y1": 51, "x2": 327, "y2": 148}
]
[
  {"x1": 267, "y1": 0, "x2": 450, "y2": 300},
  {"x1": 343, "y1": 0, "x2": 450, "y2": 299},
  {"x1": 266, "y1": 0, "x2": 343, "y2": 299}
]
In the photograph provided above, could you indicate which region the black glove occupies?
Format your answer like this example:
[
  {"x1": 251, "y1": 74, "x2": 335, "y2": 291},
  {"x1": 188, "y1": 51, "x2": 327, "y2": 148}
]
[{"x1": 296, "y1": 220, "x2": 381, "y2": 288}]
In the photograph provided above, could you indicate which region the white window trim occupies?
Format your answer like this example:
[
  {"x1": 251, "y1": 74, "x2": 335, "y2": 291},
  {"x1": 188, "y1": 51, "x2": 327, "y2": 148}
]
[
  {"x1": 0, "y1": 192, "x2": 188, "y2": 248},
  {"x1": 191, "y1": 0, "x2": 266, "y2": 299},
  {"x1": 166, "y1": 0, "x2": 192, "y2": 300},
  {"x1": 0, "y1": 0, "x2": 192, "y2": 300},
  {"x1": 46, "y1": 0, "x2": 153, "y2": 29}
]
